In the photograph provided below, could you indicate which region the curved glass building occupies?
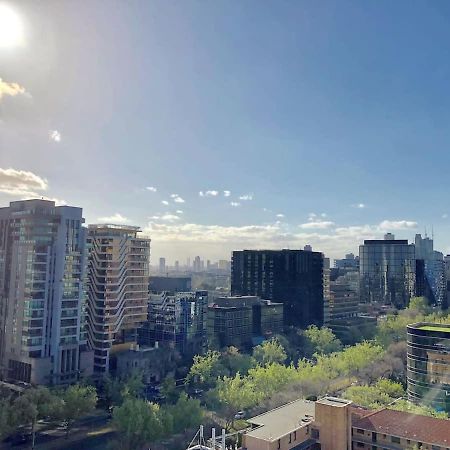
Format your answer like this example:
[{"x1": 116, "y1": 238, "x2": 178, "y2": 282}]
[{"x1": 407, "y1": 322, "x2": 450, "y2": 412}]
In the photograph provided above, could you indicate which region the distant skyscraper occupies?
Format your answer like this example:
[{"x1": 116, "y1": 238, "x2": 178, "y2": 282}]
[
  {"x1": 359, "y1": 234, "x2": 415, "y2": 307},
  {"x1": 415, "y1": 234, "x2": 446, "y2": 307},
  {"x1": 218, "y1": 259, "x2": 231, "y2": 272},
  {"x1": 159, "y1": 257, "x2": 166, "y2": 274},
  {"x1": 86, "y1": 224, "x2": 150, "y2": 373},
  {"x1": 0, "y1": 200, "x2": 93, "y2": 384},
  {"x1": 193, "y1": 256, "x2": 201, "y2": 272},
  {"x1": 174, "y1": 260, "x2": 180, "y2": 272},
  {"x1": 231, "y1": 249, "x2": 324, "y2": 328}
]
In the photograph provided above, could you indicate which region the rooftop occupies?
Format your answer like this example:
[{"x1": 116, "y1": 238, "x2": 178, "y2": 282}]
[
  {"x1": 245, "y1": 399, "x2": 315, "y2": 441},
  {"x1": 316, "y1": 396, "x2": 352, "y2": 407},
  {"x1": 418, "y1": 325, "x2": 450, "y2": 333},
  {"x1": 409, "y1": 322, "x2": 450, "y2": 334},
  {"x1": 353, "y1": 409, "x2": 450, "y2": 447}
]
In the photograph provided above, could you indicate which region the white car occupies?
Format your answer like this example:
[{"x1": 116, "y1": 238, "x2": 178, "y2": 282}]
[{"x1": 234, "y1": 411, "x2": 246, "y2": 419}]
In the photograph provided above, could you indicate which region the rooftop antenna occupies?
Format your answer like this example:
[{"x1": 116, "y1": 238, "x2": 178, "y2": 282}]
[
  {"x1": 432, "y1": 225, "x2": 434, "y2": 241},
  {"x1": 424, "y1": 226, "x2": 427, "y2": 238}
]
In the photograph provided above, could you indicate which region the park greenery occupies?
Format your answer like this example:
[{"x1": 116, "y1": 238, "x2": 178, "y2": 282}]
[
  {"x1": 1, "y1": 296, "x2": 449, "y2": 448},
  {"x1": 0, "y1": 384, "x2": 97, "y2": 449}
]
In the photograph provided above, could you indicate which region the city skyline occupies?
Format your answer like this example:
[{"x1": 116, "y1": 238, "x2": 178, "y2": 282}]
[{"x1": 3, "y1": 1, "x2": 450, "y2": 261}]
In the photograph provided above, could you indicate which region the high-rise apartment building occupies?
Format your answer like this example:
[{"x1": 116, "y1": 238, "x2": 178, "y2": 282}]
[
  {"x1": 359, "y1": 234, "x2": 415, "y2": 307},
  {"x1": 86, "y1": 224, "x2": 150, "y2": 373},
  {"x1": 0, "y1": 200, "x2": 93, "y2": 384},
  {"x1": 231, "y1": 249, "x2": 323, "y2": 328}
]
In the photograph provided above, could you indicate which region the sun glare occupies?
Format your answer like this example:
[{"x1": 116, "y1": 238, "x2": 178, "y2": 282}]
[{"x1": 0, "y1": 3, "x2": 24, "y2": 49}]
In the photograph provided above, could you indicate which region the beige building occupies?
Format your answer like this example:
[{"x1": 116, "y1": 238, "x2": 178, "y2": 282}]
[
  {"x1": 86, "y1": 224, "x2": 150, "y2": 373},
  {"x1": 242, "y1": 397, "x2": 450, "y2": 450}
]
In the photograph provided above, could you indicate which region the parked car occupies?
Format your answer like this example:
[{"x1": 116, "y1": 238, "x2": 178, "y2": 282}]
[{"x1": 234, "y1": 411, "x2": 246, "y2": 419}]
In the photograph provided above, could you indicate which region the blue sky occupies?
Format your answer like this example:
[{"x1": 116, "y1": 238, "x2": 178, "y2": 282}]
[{"x1": 1, "y1": 0, "x2": 450, "y2": 262}]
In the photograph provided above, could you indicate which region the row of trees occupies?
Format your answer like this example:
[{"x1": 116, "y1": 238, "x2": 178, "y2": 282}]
[
  {"x1": 111, "y1": 392, "x2": 203, "y2": 450},
  {"x1": 0, "y1": 384, "x2": 97, "y2": 448}
]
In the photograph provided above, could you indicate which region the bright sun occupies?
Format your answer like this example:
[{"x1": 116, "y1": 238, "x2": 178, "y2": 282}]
[{"x1": 0, "y1": 3, "x2": 24, "y2": 48}]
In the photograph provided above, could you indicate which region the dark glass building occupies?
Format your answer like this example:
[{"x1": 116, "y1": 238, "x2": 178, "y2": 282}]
[
  {"x1": 359, "y1": 234, "x2": 415, "y2": 307},
  {"x1": 231, "y1": 249, "x2": 324, "y2": 328},
  {"x1": 138, "y1": 291, "x2": 207, "y2": 356},
  {"x1": 407, "y1": 323, "x2": 450, "y2": 412}
]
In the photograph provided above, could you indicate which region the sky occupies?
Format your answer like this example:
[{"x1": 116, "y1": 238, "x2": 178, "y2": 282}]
[{"x1": 2, "y1": 1, "x2": 450, "y2": 263}]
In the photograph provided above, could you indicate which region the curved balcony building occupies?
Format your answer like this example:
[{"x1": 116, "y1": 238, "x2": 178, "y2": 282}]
[
  {"x1": 407, "y1": 322, "x2": 450, "y2": 412},
  {"x1": 87, "y1": 224, "x2": 150, "y2": 373}
]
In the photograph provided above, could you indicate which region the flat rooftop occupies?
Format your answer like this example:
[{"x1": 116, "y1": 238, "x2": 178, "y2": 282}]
[
  {"x1": 246, "y1": 399, "x2": 315, "y2": 441},
  {"x1": 316, "y1": 396, "x2": 352, "y2": 407},
  {"x1": 418, "y1": 325, "x2": 450, "y2": 333},
  {"x1": 409, "y1": 323, "x2": 450, "y2": 334}
]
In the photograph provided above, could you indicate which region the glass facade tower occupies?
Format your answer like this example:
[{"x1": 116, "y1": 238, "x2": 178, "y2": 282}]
[{"x1": 359, "y1": 235, "x2": 415, "y2": 307}]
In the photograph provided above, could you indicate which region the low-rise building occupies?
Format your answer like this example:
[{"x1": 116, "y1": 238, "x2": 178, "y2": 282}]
[
  {"x1": 241, "y1": 397, "x2": 450, "y2": 450},
  {"x1": 207, "y1": 296, "x2": 283, "y2": 349},
  {"x1": 352, "y1": 408, "x2": 450, "y2": 449}
]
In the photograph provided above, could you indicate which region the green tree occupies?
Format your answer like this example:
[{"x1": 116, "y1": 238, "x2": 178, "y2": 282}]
[
  {"x1": 253, "y1": 338, "x2": 287, "y2": 366},
  {"x1": 0, "y1": 396, "x2": 15, "y2": 441},
  {"x1": 186, "y1": 350, "x2": 226, "y2": 389},
  {"x1": 302, "y1": 325, "x2": 342, "y2": 357},
  {"x1": 112, "y1": 398, "x2": 164, "y2": 450},
  {"x1": 161, "y1": 377, "x2": 180, "y2": 404},
  {"x1": 54, "y1": 384, "x2": 97, "y2": 438},
  {"x1": 101, "y1": 374, "x2": 124, "y2": 408},
  {"x1": 216, "y1": 373, "x2": 258, "y2": 430},
  {"x1": 408, "y1": 296, "x2": 431, "y2": 315},
  {"x1": 391, "y1": 399, "x2": 448, "y2": 419},
  {"x1": 343, "y1": 379, "x2": 405, "y2": 409},
  {"x1": 222, "y1": 346, "x2": 256, "y2": 376},
  {"x1": 14, "y1": 387, "x2": 57, "y2": 450},
  {"x1": 166, "y1": 393, "x2": 203, "y2": 433},
  {"x1": 121, "y1": 370, "x2": 144, "y2": 399}
]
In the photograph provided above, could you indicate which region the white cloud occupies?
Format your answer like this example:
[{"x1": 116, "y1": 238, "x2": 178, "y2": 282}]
[
  {"x1": 352, "y1": 203, "x2": 366, "y2": 209},
  {"x1": 299, "y1": 221, "x2": 335, "y2": 230},
  {"x1": 176, "y1": 210, "x2": 183, "y2": 214},
  {"x1": 0, "y1": 78, "x2": 26, "y2": 100},
  {"x1": 49, "y1": 130, "x2": 61, "y2": 142},
  {"x1": 97, "y1": 213, "x2": 129, "y2": 224},
  {"x1": 161, "y1": 200, "x2": 169, "y2": 205},
  {"x1": 0, "y1": 167, "x2": 48, "y2": 197},
  {"x1": 239, "y1": 194, "x2": 253, "y2": 201},
  {"x1": 230, "y1": 202, "x2": 241, "y2": 207},
  {"x1": 276, "y1": 214, "x2": 285, "y2": 218},
  {"x1": 199, "y1": 190, "x2": 219, "y2": 197},
  {"x1": 378, "y1": 220, "x2": 417, "y2": 231},
  {"x1": 223, "y1": 190, "x2": 231, "y2": 197},
  {"x1": 173, "y1": 196, "x2": 185, "y2": 203},
  {"x1": 150, "y1": 214, "x2": 180, "y2": 223},
  {"x1": 146, "y1": 186, "x2": 157, "y2": 192},
  {"x1": 442, "y1": 214, "x2": 448, "y2": 219}
]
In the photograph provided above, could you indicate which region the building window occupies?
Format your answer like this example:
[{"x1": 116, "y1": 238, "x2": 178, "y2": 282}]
[
  {"x1": 277, "y1": 439, "x2": 280, "y2": 449},
  {"x1": 357, "y1": 429, "x2": 365, "y2": 434},
  {"x1": 311, "y1": 428, "x2": 319, "y2": 439},
  {"x1": 289, "y1": 433, "x2": 292, "y2": 443},
  {"x1": 391, "y1": 437, "x2": 400, "y2": 444},
  {"x1": 356, "y1": 444, "x2": 364, "y2": 448},
  {"x1": 294, "y1": 430, "x2": 297, "y2": 441}
]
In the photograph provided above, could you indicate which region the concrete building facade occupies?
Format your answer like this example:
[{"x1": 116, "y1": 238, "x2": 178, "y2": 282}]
[
  {"x1": 86, "y1": 224, "x2": 150, "y2": 373},
  {"x1": 0, "y1": 199, "x2": 93, "y2": 384}
]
